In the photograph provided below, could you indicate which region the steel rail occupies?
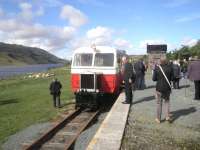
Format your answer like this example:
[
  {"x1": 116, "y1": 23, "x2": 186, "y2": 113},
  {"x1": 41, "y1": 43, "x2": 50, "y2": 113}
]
[
  {"x1": 64, "y1": 110, "x2": 99, "y2": 150},
  {"x1": 24, "y1": 108, "x2": 82, "y2": 150},
  {"x1": 23, "y1": 108, "x2": 99, "y2": 150}
]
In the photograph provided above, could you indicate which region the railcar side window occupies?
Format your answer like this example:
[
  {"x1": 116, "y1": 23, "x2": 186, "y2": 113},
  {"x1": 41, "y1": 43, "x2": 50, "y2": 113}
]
[
  {"x1": 73, "y1": 53, "x2": 93, "y2": 66},
  {"x1": 94, "y1": 53, "x2": 114, "y2": 66}
]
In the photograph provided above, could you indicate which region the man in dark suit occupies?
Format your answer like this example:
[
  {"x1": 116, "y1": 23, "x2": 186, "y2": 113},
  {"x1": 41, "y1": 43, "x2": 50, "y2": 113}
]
[
  {"x1": 188, "y1": 57, "x2": 200, "y2": 100},
  {"x1": 49, "y1": 78, "x2": 62, "y2": 107},
  {"x1": 172, "y1": 60, "x2": 181, "y2": 89},
  {"x1": 134, "y1": 59, "x2": 146, "y2": 90},
  {"x1": 122, "y1": 56, "x2": 135, "y2": 104}
]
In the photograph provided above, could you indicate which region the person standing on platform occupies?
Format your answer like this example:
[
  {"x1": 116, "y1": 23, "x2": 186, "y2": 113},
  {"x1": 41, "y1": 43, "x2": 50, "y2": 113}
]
[
  {"x1": 122, "y1": 56, "x2": 135, "y2": 104},
  {"x1": 181, "y1": 59, "x2": 188, "y2": 79},
  {"x1": 134, "y1": 59, "x2": 145, "y2": 90},
  {"x1": 153, "y1": 57, "x2": 174, "y2": 123},
  {"x1": 49, "y1": 78, "x2": 62, "y2": 108},
  {"x1": 172, "y1": 60, "x2": 181, "y2": 89},
  {"x1": 187, "y1": 56, "x2": 200, "y2": 100}
]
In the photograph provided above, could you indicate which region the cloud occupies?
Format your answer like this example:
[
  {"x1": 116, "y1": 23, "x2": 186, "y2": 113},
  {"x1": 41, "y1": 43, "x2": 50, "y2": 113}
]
[
  {"x1": 86, "y1": 26, "x2": 113, "y2": 45},
  {"x1": 175, "y1": 14, "x2": 200, "y2": 23},
  {"x1": 19, "y1": 2, "x2": 32, "y2": 10},
  {"x1": 139, "y1": 39, "x2": 167, "y2": 49},
  {"x1": 181, "y1": 38, "x2": 198, "y2": 47},
  {"x1": 165, "y1": 0, "x2": 191, "y2": 8},
  {"x1": 78, "y1": 0, "x2": 107, "y2": 7},
  {"x1": 0, "y1": 7, "x2": 4, "y2": 17},
  {"x1": 18, "y1": 2, "x2": 45, "y2": 22},
  {"x1": 70, "y1": 26, "x2": 113, "y2": 49},
  {"x1": 0, "y1": 19, "x2": 22, "y2": 32},
  {"x1": 38, "y1": 0, "x2": 63, "y2": 7},
  {"x1": 87, "y1": 26, "x2": 113, "y2": 39},
  {"x1": 129, "y1": 39, "x2": 169, "y2": 54},
  {"x1": 19, "y1": 2, "x2": 33, "y2": 21},
  {"x1": 71, "y1": 26, "x2": 133, "y2": 51},
  {"x1": 0, "y1": 3, "x2": 77, "y2": 51},
  {"x1": 0, "y1": 19, "x2": 76, "y2": 50},
  {"x1": 13, "y1": 0, "x2": 63, "y2": 8},
  {"x1": 135, "y1": 38, "x2": 197, "y2": 54},
  {"x1": 36, "y1": 7, "x2": 44, "y2": 16},
  {"x1": 114, "y1": 38, "x2": 133, "y2": 49},
  {"x1": 60, "y1": 5, "x2": 88, "y2": 27}
]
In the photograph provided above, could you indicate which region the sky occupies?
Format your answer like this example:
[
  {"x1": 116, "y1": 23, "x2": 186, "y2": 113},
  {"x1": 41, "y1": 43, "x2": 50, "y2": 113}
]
[{"x1": 0, "y1": 0, "x2": 199, "y2": 59}]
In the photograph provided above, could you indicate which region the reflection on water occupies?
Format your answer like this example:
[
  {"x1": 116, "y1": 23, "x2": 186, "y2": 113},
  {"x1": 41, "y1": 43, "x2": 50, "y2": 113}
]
[{"x1": 0, "y1": 64, "x2": 63, "y2": 78}]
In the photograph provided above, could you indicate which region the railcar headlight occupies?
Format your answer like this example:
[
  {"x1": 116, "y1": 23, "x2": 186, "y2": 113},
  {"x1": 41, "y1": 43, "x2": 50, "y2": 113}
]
[{"x1": 96, "y1": 89, "x2": 99, "y2": 93}]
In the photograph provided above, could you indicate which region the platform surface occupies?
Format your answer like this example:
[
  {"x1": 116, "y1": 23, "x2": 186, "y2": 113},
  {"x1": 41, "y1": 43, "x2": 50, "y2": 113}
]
[{"x1": 87, "y1": 92, "x2": 130, "y2": 150}]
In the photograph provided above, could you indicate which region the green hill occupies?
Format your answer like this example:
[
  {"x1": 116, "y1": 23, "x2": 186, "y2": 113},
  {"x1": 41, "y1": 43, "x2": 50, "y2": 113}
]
[{"x1": 0, "y1": 42, "x2": 68, "y2": 66}]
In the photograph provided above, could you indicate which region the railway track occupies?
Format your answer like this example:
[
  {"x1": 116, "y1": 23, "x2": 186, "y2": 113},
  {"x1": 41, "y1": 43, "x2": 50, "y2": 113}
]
[{"x1": 23, "y1": 108, "x2": 100, "y2": 150}]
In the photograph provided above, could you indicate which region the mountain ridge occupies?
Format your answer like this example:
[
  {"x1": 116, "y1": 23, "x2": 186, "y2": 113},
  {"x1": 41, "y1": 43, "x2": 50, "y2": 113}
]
[{"x1": 0, "y1": 42, "x2": 68, "y2": 66}]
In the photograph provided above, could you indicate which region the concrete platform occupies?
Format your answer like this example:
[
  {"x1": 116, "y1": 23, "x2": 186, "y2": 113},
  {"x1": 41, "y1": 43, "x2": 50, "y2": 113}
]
[{"x1": 87, "y1": 92, "x2": 130, "y2": 150}]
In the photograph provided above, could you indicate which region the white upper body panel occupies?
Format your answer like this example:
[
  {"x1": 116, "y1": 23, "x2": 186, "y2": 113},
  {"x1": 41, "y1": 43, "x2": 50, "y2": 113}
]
[
  {"x1": 71, "y1": 46, "x2": 125, "y2": 74},
  {"x1": 73, "y1": 46, "x2": 117, "y2": 54}
]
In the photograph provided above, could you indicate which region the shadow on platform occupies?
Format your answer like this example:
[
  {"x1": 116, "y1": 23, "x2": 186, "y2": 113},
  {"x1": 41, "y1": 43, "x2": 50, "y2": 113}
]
[
  {"x1": 170, "y1": 107, "x2": 196, "y2": 123},
  {"x1": 133, "y1": 95, "x2": 155, "y2": 105},
  {"x1": 0, "y1": 98, "x2": 18, "y2": 106}
]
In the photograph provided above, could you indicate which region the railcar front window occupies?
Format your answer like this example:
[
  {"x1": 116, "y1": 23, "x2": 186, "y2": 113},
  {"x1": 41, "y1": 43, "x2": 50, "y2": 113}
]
[
  {"x1": 73, "y1": 53, "x2": 93, "y2": 66},
  {"x1": 94, "y1": 53, "x2": 114, "y2": 66}
]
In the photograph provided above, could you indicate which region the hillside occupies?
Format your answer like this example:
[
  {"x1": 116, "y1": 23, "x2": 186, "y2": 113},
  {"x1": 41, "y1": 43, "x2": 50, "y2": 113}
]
[{"x1": 0, "y1": 42, "x2": 67, "y2": 66}]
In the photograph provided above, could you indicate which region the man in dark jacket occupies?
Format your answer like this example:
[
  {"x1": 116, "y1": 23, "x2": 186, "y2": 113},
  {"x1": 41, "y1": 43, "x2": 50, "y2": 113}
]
[
  {"x1": 172, "y1": 60, "x2": 181, "y2": 89},
  {"x1": 153, "y1": 57, "x2": 174, "y2": 123},
  {"x1": 188, "y1": 57, "x2": 200, "y2": 100},
  {"x1": 122, "y1": 56, "x2": 135, "y2": 104},
  {"x1": 49, "y1": 78, "x2": 62, "y2": 107},
  {"x1": 134, "y1": 59, "x2": 145, "y2": 90}
]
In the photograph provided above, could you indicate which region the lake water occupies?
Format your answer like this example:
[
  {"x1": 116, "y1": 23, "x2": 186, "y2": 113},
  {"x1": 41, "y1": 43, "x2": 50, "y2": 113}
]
[{"x1": 0, "y1": 64, "x2": 64, "y2": 79}]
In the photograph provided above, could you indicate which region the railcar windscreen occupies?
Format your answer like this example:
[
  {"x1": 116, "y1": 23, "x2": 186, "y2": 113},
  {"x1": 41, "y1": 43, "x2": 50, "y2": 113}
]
[
  {"x1": 73, "y1": 53, "x2": 93, "y2": 66},
  {"x1": 94, "y1": 53, "x2": 114, "y2": 66}
]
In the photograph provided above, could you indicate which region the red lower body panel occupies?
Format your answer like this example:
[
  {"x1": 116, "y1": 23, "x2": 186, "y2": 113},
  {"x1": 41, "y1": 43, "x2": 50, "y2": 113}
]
[
  {"x1": 71, "y1": 73, "x2": 122, "y2": 94},
  {"x1": 71, "y1": 74, "x2": 80, "y2": 92},
  {"x1": 98, "y1": 74, "x2": 122, "y2": 93}
]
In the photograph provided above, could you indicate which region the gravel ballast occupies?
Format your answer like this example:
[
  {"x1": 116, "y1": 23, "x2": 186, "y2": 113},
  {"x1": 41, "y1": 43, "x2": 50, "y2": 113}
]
[
  {"x1": 2, "y1": 123, "x2": 53, "y2": 150},
  {"x1": 1, "y1": 105, "x2": 111, "y2": 150}
]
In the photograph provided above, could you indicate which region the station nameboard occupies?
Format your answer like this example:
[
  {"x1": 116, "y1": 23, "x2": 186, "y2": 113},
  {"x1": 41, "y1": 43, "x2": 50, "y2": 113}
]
[{"x1": 147, "y1": 44, "x2": 167, "y2": 53}]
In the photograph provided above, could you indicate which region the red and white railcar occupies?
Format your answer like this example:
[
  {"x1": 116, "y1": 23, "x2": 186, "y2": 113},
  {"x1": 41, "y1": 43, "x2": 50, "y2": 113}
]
[{"x1": 71, "y1": 46, "x2": 125, "y2": 108}]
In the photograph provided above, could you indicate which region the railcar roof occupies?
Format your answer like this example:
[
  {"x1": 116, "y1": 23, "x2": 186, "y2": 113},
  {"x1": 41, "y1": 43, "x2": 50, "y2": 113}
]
[{"x1": 73, "y1": 46, "x2": 117, "y2": 53}]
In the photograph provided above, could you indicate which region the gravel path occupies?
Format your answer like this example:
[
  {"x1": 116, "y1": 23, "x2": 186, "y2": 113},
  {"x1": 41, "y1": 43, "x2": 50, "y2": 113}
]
[
  {"x1": 2, "y1": 123, "x2": 53, "y2": 150},
  {"x1": 121, "y1": 79, "x2": 200, "y2": 150}
]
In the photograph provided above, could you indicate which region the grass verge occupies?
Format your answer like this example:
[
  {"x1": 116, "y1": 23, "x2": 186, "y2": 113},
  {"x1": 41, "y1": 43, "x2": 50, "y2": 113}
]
[{"x1": 0, "y1": 67, "x2": 74, "y2": 147}]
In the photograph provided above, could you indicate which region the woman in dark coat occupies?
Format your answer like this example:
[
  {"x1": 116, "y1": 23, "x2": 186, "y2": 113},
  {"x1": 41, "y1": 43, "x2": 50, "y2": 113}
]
[{"x1": 153, "y1": 57, "x2": 174, "y2": 123}]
